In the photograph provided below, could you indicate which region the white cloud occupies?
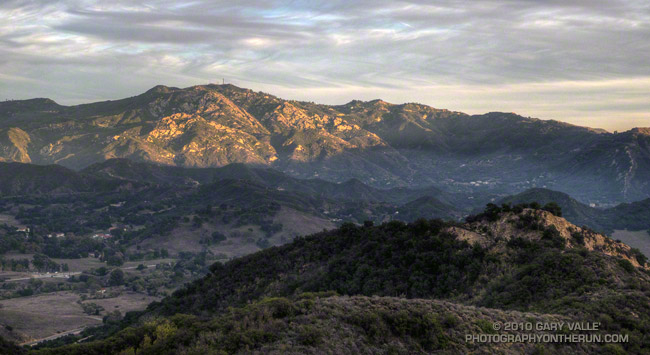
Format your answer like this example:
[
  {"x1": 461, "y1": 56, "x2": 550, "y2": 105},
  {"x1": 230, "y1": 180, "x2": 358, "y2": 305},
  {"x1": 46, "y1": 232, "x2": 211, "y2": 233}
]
[{"x1": 0, "y1": 0, "x2": 648, "y2": 131}]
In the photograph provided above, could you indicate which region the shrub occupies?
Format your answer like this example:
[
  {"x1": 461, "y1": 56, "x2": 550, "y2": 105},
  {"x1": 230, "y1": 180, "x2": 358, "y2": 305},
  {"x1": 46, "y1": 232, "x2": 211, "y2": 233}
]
[
  {"x1": 630, "y1": 248, "x2": 647, "y2": 266},
  {"x1": 619, "y1": 259, "x2": 635, "y2": 273},
  {"x1": 542, "y1": 226, "x2": 565, "y2": 249},
  {"x1": 571, "y1": 231, "x2": 585, "y2": 246},
  {"x1": 476, "y1": 319, "x2": 497, "y2": 334},
  {"x1": 542, "y1": 202, "x2": 562, "y2": 217},
  {"x1": 297, "y1": 325, "x2": 323, "y2": 346}
]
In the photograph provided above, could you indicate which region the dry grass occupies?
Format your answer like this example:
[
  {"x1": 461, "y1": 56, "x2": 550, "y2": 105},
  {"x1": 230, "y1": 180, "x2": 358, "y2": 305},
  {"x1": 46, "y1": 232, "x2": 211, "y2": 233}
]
[
  {"x1": 82, "y1": 291, "x2": 160, "y2": 315},
  {"x1": 0, "y1": 290, "x2": 160, "y2": 343},
  {"x1": 270, "y1": 207, "x2": 335, "y2": 244},
  {"x1": 130, "y1": 223, "x2": 209, "y2": 255},
  {"x1": 2, "y1": 252, "x2": 34, "y2": 261},
  {"x1": 50, "y1": 257, "x2": 104, "y2": 272},
  {"x1": 122, "y1": 258, "x2": 175, "y2": 269},
  {"x1": 0, "y1": 214, "x2": 25, "y2": 228},
  {"x1": 128, "y1": 207, "x2": 335, "y2": 259},
  {"x1": 0, "y1": 291, "x2": 100, "y2": 341}
]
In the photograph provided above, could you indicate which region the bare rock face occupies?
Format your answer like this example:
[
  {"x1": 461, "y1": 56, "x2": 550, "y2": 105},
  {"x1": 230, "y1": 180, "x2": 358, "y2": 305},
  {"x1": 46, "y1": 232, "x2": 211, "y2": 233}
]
[
  {"x1": 0, "y1": 128, "x2": 31, "y2": 163},
  {"x1": 0, "y1": 85, "x2": 396, "y2": 170},
  {"x1": 450, "y1": 209, "x2": 648, "y2": 268}
]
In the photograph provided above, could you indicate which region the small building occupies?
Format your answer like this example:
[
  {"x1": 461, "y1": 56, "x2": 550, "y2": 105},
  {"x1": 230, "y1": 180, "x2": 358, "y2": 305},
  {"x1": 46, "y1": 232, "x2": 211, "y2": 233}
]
[
  {"x1": 17, "y1": 227, "x2": 30, "y2": 238},
  {"x1": 92, "y1": 233, "x2": 112, "y2": 240}
]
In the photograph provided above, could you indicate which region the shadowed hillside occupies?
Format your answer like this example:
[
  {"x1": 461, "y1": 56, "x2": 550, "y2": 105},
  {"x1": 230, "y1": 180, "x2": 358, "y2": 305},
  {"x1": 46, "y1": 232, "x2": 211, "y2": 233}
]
[{"x1": 24, "y1": 205, "x2": 650, "y2": 354}]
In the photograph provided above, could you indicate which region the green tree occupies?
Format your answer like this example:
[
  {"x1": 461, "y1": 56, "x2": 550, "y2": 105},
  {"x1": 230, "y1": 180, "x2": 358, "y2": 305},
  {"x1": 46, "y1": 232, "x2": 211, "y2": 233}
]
[
  {"x1": 542, "y1": 202, "x2": 562, "y2": 217},
  {"x1": 109, "y1": 269, "x2": 125, "y2": 286},
  {"x1": 107, "y1": 255, "x2": 124, "y2": 267},
  {"x1": 211, "y1": 231, "x2": 227, "y2": 244}
]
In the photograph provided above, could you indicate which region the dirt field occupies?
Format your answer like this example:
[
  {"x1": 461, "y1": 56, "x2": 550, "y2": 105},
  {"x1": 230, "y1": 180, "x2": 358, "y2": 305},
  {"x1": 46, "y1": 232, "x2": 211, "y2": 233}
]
[
  {"x1": 0, "y1": 291, "x2": 100, "y2": 342},
  {"x1": 129, "y1": 206, "x2": 336, "y2": 259},
  {"x1": 1, "y1": 254, "x2": 104, "y2": 276},
  {"x1": 82, "y1": 291, "x2": 159, "y2": 315},
  {"x1": 0, "y1": 290, "x2": 161, "y2": 343},
  {"x1": 122, "y1": 258, "x2": 176, "y2": 269},
  {"x1": 0, "y1": 214, "x2": 25, "y2": 228},
  {"x1": 612, "y1": 230, "x2": 650, "y2": 257},
  {"x1": 132, "y1": 222, "x2": 210, "y2": 254},
  {"x1": 0, "y1": 270, "x2": 31, "y2": 280},
  {"x1": 51, "y1": 257, "x2": 104, "y2": 272},
  {"x1": 271, "y1": 207, "x2": 335, "y2": 243},
  {"x1": 2, "y1": 252, "x2": 34, "y2": 261}
]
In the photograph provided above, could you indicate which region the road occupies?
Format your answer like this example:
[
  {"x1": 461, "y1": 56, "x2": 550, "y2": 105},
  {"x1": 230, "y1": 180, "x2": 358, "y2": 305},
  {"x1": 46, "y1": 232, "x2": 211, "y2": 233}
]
[
  {"x1": 121, "y1": 263, "x2": 162, "y2": 270},
  {"x1": 20, "y1": 326, "x2": 88, "y2": 347},
  {"x1": 3, "y1": 261, "x2": 168, "y2": 282},
  {"x1": 4, "y1": 271, "x2": 81, "y2": 282}
]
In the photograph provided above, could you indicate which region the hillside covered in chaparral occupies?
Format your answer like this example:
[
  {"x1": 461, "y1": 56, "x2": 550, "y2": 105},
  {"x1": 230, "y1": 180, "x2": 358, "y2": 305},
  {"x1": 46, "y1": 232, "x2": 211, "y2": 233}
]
[{"x1": 10, "y1": 204, "x2": 649, "y2": 354}]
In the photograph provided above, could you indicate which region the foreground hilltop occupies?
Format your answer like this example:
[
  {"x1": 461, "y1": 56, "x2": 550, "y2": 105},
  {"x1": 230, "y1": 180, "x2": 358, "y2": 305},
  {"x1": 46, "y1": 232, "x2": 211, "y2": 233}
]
[
  {"x1": 25, "y1": 204, "x2": 650, "y2": 354},
  {"x1": 1, "y1": 84, "x2": 650, "y2": 202},
  {"x1": 498, "y1": 188, "x2": 650, "y2": 233}
]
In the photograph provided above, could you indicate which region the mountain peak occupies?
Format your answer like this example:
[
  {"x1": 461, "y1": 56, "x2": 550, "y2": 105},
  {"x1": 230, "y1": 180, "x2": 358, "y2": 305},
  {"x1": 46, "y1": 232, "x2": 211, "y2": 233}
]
[
  {"x1": 465, "y1": 207, "x2": 646, "y2": 267},
  {"x1": 31, "y1": 98, "x2": 58, "y2": 105},
  {"x1": 145, "y1": 85, "x2": 177, "y2": 94},
  {"x1": 0, "y1": 97, "x2": 59, "y2": 106},
  {"x1": 0, "y1": 98, "x2": 61, "y2": 115},
  {"x1": 628, "y1": 127, "x2": 650, "y2": 135}
]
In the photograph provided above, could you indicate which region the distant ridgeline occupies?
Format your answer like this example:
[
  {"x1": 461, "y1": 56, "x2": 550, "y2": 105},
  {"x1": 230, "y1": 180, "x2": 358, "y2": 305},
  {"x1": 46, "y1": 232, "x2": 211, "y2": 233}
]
[
  {"x1": 2, "y1": 160, "x2": 650, "y2": 241},
  {"x1": 1, "y1": 84, "x2": 650, "y2": 203},
  {"x1": 18, "y1": 204, "x2": 650, "y2": 354},
  {"x1": 497, "y1": 188, "x2": 650, "y2": 234}
]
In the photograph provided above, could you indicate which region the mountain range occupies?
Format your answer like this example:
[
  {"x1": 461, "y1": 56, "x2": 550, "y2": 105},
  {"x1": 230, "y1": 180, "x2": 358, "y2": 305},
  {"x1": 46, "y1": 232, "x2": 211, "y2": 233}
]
[
  {"x1": 3, "y1": 159, "x2": 650, "y2": 238},
  {"x1": 2, "y1": 84, "x2": 650, "y2": 204}
]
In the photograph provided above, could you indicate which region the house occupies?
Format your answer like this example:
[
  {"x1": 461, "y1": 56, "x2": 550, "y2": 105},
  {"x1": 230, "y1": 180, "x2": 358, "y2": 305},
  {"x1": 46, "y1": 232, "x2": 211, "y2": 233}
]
[
  {"x1": 17, "y1": 227, "x2": 30, "y2": 238},
  {"x1": 92, "y1": 233, "x2": 112, "y2": 240}
]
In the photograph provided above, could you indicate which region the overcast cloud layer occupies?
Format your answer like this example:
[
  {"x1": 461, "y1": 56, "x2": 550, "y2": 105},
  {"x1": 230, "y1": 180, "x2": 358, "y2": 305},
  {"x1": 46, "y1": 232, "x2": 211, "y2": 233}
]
[{"x1": 1, "y1": 0, "x2": 649, "y2": 131}]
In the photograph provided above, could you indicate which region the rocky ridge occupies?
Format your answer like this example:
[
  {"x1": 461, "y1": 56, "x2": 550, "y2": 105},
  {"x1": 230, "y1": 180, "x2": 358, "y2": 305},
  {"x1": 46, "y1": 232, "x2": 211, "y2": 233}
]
[{"x1": 2, "y1": 84, "x2": 650, "y2": 202}]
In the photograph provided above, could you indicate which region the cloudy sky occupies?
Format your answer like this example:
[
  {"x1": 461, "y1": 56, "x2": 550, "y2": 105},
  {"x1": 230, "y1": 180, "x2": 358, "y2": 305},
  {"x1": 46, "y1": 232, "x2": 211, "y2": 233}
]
[{"x1": 1, "y1": 0, "x2": 649, "y2": 131}]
